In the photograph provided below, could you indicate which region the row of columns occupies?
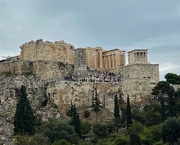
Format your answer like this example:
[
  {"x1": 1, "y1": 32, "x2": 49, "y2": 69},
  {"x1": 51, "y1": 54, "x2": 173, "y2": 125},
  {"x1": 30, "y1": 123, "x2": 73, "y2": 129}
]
[
  {"x1": 134, "y1": 52, "x2": 147, "y2": 62},
  {"x1": 103, "y1": 54, "x2": 116, "y2": 69}
]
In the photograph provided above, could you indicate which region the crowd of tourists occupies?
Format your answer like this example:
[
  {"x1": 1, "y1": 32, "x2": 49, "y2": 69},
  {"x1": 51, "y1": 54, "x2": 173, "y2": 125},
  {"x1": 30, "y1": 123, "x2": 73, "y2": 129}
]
[{"x1": 65, "y1": 67, "x2": 122, "y2": 83}]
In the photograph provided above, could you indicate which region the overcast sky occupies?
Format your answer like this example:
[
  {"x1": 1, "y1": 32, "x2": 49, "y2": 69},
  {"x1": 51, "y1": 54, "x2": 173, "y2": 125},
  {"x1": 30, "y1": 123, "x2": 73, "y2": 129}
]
[{"x1": 0, "y1": 0, "x2": 180, "y2": 80}]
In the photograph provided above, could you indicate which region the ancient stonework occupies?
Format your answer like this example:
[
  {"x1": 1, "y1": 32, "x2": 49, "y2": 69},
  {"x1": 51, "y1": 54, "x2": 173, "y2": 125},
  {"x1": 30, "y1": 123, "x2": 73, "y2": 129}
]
[
  {"x1": 0, "y1": 39, "x2": 161, "y2": 144},
  {"x1": 121, "y1": 49, "x2": 159, "y2": 102},
  {"x1": 0, "y1": 75, "x2": 118, "y2": 144},
  {"x1": 20, "y1": 39, "x2": 74, "y2": 64},
  {"x1": 0, "y1": 60, "x2": 74, "y2": 79}
]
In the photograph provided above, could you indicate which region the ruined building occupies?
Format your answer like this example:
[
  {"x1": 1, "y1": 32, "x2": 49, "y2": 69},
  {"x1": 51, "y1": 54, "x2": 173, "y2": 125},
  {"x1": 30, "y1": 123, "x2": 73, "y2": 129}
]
[
  {"x1": 20, "y1": 39, "x2": 74, "y2": 64},
  {"x1": 121, "y1": 49, "x2": 159, "y2": 103},
  {"x1": 0, "y1": 39, "x2": 159, "y2": 102},
  {"x1": 74, "y1": 47, "x2": 125, "y2": 71},
  {"x1": 0, "y1": 40, "x2": 160, "y2": 143}
]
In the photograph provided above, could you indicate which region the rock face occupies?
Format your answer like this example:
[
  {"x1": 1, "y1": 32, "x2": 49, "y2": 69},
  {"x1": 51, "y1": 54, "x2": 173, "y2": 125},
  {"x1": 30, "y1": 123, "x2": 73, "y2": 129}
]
[
  {"x1": 0, "y1": 75, "x2": 120, "y2": 144},
  {"x1": 0, "y1": 76, "x2": 60, "y2": 144},
  {"x1": 0, "y1": 60, "x2": 74, "y2": 79}
]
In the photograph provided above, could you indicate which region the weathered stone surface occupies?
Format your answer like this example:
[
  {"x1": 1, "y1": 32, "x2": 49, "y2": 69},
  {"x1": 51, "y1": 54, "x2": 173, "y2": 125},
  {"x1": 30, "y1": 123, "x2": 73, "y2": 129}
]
[
  {"x1": 0, "y1": 75, "x2": 119, "y2": 144},
  {"x1": 20, "y1": 39, "x2": 74, "y2": 64},
  {"x1": 0, "y1": 61, "x2": 73, "y2": 79},
  {"x1": 0, "y1": 76, "x2": 61, "y2": 144}
]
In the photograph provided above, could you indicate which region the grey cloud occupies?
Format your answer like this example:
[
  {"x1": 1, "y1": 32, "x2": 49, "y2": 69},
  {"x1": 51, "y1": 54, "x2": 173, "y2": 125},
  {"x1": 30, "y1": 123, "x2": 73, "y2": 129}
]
[{"x1": 0, "y1": 0, "x2": 180, "y2": 80}]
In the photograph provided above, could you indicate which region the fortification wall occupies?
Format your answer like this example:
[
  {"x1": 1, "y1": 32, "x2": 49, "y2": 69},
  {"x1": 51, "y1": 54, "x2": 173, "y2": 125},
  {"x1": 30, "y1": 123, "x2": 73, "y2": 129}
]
[
  {"x1": 121, "y1": 78, "x2": 152, "y2": 104},
  {"x1": 122, "y1": 64, "x2": 159, "y2": 84},
  {"x1": 20, "y1": 39, "x2": 74, "y2": 64},
  {"x1": 0, "y1": 61, "x2": 73, "y2": 79},
  {"x1": 47, "y1": 81, "x2": 119, "y2": 114}
]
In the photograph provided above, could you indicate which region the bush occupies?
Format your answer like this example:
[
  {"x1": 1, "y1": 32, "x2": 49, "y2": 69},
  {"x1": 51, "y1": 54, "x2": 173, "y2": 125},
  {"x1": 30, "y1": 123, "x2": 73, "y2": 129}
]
[
  {"x1": 39, "y1": 119, "x2": 79, "y2": 144},
  {"x1": 52, "y1": 139, "x2": 71, "y2": 145},
  {"x1": 113, "y1": 135, "x2": 130, "y2": 145},
  {"x1": 92, "y1": 123, "x2": 113, "y2": 138},
  {"x1": 83, "y1": 110, "x2": 90, "y2": 118},
  {"x1": 13, "y1": 134, "x2": 50, "y2": 145},
  {"x1": 81, "y1": 121, "x2": 92, "y2": 135}
]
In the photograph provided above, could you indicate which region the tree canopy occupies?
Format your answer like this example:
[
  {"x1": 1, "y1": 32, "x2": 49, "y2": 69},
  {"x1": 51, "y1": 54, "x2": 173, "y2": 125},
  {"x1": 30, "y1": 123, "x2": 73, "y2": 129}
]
[{"x1": 165, "y1": 73, "x2": 180, "y2": 84}]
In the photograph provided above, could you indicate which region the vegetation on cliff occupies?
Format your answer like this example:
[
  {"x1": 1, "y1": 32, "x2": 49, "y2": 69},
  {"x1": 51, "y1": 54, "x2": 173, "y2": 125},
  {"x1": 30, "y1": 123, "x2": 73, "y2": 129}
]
[
  {"x1": 13, "y1": 73, "x2": 180, "y2": 145},
  {"x1": 14, "y1": 85, "x2": 35, "y2": 136}
]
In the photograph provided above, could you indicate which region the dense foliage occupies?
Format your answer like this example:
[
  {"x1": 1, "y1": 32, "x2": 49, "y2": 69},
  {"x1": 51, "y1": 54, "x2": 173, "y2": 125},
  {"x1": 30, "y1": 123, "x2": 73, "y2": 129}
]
[
  {"x1": 165, "y1": 73, "x2": 180, "y2": 84},
  {"x1": 14, "y1": 85, "x2": 35, "y2": 136},
  {"x1": 13, "y1": 73, "x2": 180, "y2": 145}
]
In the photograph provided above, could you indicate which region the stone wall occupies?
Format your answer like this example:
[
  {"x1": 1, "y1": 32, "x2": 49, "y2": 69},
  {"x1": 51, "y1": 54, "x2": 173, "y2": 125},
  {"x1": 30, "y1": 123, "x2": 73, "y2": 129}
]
[
  {"x1": 122, "y1": 64, "x2": 159, "y2": 84},
  {"x1": 0, "y1": 76, "x2": 120, "y2": 143},
  {"x1": 20, "y1": 39, "x2": 74, "y2": 64},
  {"x1": 121, "y1": 63, "x2": 159, "y2": 103},
  {"x1": 0, "y1": 76, "x2": 61, "y2": 144},
  {"x1": 0, "y1": 60, "x2": 74, "y2": 79},
  {"x1": 47, "y1": 81, "x2": 119, "y2": 114}
]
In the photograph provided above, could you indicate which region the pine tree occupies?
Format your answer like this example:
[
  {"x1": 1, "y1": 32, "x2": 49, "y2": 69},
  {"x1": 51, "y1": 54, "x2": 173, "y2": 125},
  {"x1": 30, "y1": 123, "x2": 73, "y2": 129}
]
[
  {"x1": 114, "y1": 94, "x2": 120, "y2": 119},
  {"x1": 14, "y1": 85, "x2": 35, "y2": 135},
  {"x1": 126, "y1": 95, "x2": 132, "y2": 128}
]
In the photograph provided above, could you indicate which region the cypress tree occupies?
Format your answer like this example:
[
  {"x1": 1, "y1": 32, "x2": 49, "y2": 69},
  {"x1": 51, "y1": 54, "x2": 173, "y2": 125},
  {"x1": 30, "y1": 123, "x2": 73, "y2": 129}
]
[
  {"x1": 67, "y1": 102, "x2": 81, "y2": 137},
  {"x1": 74, "y1": 113, "x2": 81, "y2": 138},
  {"x1": 14, "y1": 85, "x2": 35, "y2": 135},
  {"x1": 126, "y1": 95, "x2": 132, "y2": 128},
  {"x1": 114, "y1": 94, "x2": 120, "y2": 119},
  {"x1": 92, "y1": 88, "x2": 102, "y2": 122}
]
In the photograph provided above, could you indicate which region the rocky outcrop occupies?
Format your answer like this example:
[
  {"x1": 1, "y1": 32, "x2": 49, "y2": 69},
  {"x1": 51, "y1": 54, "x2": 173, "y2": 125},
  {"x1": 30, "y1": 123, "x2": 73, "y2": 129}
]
[
  {"x1": 0, "y1": 75, "x2": 120, "y2": 144},
  {"x1": 0, "y1": 76, "x2": 61, "y2": 144}
]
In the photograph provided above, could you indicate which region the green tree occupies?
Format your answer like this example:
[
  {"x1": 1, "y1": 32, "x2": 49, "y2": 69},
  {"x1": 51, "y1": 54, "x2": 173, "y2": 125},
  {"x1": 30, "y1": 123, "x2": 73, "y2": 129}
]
[
  {"x1": 113, "y1": 135, "x2": 130, "y2": 145},
  {"x1": 14, "y1": 85, "x2": 35, "y2": 135},
  {"x1": 92, "y1": 87, "x2": 102, "y2": 122},
  {"x1": 40, "y1": 119, "x2": 79, "y2": 144},
  {"x1": 66, "y1": 101, "x2": 78, "y2": 118},
  {"x1": 160, "y1": 95, "x2": 166, "y2": 122},
  {"x1": 165, "y1": 73, "x2": 178, "y2": 84},
  {"x1": 162, "y1": 117, "x2": 180, "y2": 144},
  {"x1": 114, "y1": 94, "x2": 120, "y2": 119},
  {"x1": 128, "y1": 121, "x2": 143, "y2": 145},
  {"x1": 92, "y1": 123, "x2": 113, "y2": 138},
  {"x1": 67, "y1": 102, "x2": 81, "y2": 137},
  {"x1": 143, "y1": 103, "x2": 162, "y2": 126},
  {"x1": 73, "y1": 113, "x2": 81, "y2": 138},
  {"x1": 14, "y1": 134, "x2": 50, "y2": 145},
  {"x1": 151, "y1": 81, "x2": 172, "y2": 96},
  {"x1": 52, "y1": 139, "x2": 71, "y2": 145},
  {"x1": 126, "y1": 95, "x2": 132, "y2": 128},
  {"x1": 130, "y1": 133, "x2": 141, "y2": 145},
  {"x1": 81, "y1": 121, "x2": 92, "y2": 135},
  {"x1": 165, "y1": 73, "x2": 180, "y2": 84},
  {"x1": 168, "y1": 94, "x2": 177, "y2": 117}
]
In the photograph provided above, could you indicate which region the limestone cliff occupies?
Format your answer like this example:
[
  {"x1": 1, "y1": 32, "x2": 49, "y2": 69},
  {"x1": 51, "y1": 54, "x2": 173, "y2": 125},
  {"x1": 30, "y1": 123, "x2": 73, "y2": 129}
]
[{"x1": 0, "y1": 75, "x2": 119, "y2": 144}]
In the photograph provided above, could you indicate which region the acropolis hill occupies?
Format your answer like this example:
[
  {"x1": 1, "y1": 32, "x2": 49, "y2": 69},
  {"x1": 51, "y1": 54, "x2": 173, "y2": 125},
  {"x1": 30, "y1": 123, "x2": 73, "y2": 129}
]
[{"x1": 0, "y1": 39, "x2": 159, "y2": 143}]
